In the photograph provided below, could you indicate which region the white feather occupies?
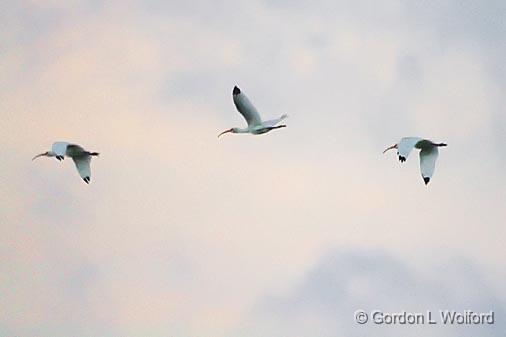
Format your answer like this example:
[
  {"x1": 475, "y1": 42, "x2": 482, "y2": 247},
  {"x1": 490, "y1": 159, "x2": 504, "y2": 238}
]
[
  {"x1": 51, "y1": 142, "x2": 70, "y2": 156},
  {"x1": 419, "y1": 146, "x2": 439, "y2": 181},
  {"x1": 233, "y1": 90, "x2": 262, "y2": 127},
  {"x1": 262, "y1": 114, "x2": 288, "y2": 127},
  {"x1": 72, "y1": 156, "x2": 91, "y2": 181},
  {"x1": 397, "y1": 137, "x2": 422, "y2": 160}
]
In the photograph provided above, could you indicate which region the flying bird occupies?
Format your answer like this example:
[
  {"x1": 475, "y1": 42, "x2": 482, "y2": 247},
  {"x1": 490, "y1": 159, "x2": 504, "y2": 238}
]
[
  {"x1": 218, "y1": 86, "x2": 288, "y2": 137},
  {"x1": 33, "y1": 142, "x2": 99, "y2": 184},
  {"x1": 383, "y1": 137, "x2": 447, "y2": 185}
]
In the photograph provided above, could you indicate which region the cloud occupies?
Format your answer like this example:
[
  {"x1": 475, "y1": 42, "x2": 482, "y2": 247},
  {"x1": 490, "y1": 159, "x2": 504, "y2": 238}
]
[
  {"x1": 238, "y1": 249, "x2": 506, "y2": 337},
  {"x1": 1, "y1": 0, "x2": 505, "y2": 336}
]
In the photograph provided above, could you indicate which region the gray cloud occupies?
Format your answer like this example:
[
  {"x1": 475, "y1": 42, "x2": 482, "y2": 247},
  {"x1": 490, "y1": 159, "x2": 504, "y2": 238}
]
[
  {"x1": 239, "y1": 249, "x2": 506, "y2": 337},
  {"x1": 1, "y1": 1, "x2": 505, "y2": 336}
]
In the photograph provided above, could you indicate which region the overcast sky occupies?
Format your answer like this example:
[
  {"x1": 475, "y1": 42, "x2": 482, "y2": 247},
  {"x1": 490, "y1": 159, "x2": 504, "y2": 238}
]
[{"x1": 1, "y1": 1, "x2": 505, "y2": 336}]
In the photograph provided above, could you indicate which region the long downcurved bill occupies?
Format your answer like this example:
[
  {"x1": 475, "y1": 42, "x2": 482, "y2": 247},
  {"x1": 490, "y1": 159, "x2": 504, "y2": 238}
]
[
  {"x1": 218, "y1": 129, "x2": 233, "y2": 138},
  {"x1": 382, "y1": 144, "x2": 397, "y2": 154},
  {"x1": 32, "y1": 153, "x2": 47, "y2": 161}
]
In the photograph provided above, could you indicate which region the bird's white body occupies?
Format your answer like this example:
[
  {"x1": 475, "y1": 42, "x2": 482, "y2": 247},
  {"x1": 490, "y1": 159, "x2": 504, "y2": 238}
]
[
  {"x1": 218, "y1": 86, "x2": 288, "y2": 137},
  {"x1": 33, "y1": 142, "x2": 99, "y2": 184},
  {"x1": 384, "y1": 137, "x2": 447, "y2": 185}
]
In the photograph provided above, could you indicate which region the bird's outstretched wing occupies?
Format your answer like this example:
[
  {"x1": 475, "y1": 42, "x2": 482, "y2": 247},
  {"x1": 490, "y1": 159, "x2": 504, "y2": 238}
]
[
  {"x1": 419, "y1": 146, "x2": 438, "y2": 185},
  {"x1": 232, "y1": 86, "x2": 262, "y2": 127},
  {"x1": 66, "y1": 144, "x2": 86, "y2": 157},
  {"x1": 397, "y1": 137, "x2": 422, "y2": 162},
  {"x1": 262, "y1": 114, "x2": 288, "y2": 127},
  {"x1": 72, "y1": 155, "x2": 92, "y2": 184},
  {"x1": 51, "y1": 142, "x2": 71, "y2": 156}
]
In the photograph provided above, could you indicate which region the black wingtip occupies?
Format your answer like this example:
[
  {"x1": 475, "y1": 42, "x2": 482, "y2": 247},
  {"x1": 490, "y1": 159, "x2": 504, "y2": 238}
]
[
  {"x1": 233, "y1": 86, "x2": 241, "y2": 95},
  {"x1": 83, "y1": 177, "x2": 90, "y2": 184},
  {"x1": 423, "y1": 177, "x2": 430, "y2": 185}
]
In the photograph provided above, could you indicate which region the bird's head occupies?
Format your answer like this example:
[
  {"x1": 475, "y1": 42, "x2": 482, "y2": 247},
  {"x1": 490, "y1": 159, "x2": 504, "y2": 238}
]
[
  {"x1": 383, "y1": 144, "x2": 398, "y2": 154},
  {"x1": 218, "y1": 128, "x2": 238, "y2": 138}
]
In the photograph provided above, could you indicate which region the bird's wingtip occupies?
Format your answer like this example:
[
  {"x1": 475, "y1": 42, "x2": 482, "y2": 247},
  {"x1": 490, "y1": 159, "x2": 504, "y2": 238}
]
[
  {"x1": 423, "y1": 177, "x2": 430, "y2": 185},
  {"x1": 83, "y1": 177, "x2": 90, "y2": 184},
  {"x1": 233, "y1": 86, "x2": 241, "y2": 95}
]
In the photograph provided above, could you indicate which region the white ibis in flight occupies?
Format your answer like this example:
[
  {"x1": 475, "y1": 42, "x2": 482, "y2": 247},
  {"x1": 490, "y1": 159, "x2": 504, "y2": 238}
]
[
  {"x1": 383, "y1": 137, "x2": 447, "y2": 185},
  {"x1": 218, "y1": 86, "x2": 288, "y2": 137},
  {"x1": 33, "y1": 142, "x2": 99, "y2": 184}
]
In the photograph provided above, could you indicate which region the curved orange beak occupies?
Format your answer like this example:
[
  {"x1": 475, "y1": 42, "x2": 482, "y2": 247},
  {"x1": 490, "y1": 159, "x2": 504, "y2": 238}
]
[
  {"x1": 32, "y1": 152, "x2": 47, "y2": 161},
  {"x1": 382, "y1": 144, "x2": 397, "y2": 154},
  {"x1": 218, "y1": 128, "x2": 233, "y2": 138}
]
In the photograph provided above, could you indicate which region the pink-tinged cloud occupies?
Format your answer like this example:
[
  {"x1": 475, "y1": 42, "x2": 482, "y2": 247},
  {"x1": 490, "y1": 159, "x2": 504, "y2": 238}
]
[{"x1": 1, "y1": 1, "x2": 505, "y2": 336}]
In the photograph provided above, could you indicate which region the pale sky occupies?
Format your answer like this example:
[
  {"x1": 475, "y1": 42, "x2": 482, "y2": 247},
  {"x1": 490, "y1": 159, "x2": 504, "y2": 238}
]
[{"x1": 1, "y1": 1, "x2": 505, "y2": 336}]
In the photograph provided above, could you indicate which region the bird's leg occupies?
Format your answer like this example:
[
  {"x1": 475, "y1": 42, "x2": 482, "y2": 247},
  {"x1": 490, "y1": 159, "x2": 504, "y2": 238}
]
[{"x1": 269, "y1": 125, "x2": 287, "y2": 130}]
